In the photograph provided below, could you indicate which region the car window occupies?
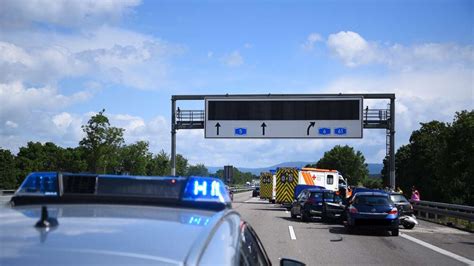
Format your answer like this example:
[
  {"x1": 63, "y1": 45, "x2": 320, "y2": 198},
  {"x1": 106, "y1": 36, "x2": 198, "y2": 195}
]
[
  {"x1": 297, "y1": 190, "x2": 306, "y2": 201},
  {"x1": 390, "y1": 194, "x2": 408, "y2": 203},
  {"x1": 327, "y1": 175, "x2": 334, "y2": 185},
  {"x1": 324, "y1": 192, "x2": 334, "y2": 201},
  {"x1": 355, "y1": 195, "x2": 390, "y2": 205},
  {"x1": 239, "y1": 223, "x2": 269, "y2": 266},
  {"x1": 310, "y1": 192, "x2": 323, "y2": 200}
]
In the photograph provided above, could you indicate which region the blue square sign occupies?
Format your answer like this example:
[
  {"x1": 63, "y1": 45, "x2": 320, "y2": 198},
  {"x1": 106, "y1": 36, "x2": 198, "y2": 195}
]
[
  {"x1": 334, "y1": 128, "x2": 347, "y2": 135},
  {"x1": 318, "y1": 128, "x2": 331, "y2": 135},
  {"x1": 234, "y1": 128, "x2": 247, "y2": 136}
]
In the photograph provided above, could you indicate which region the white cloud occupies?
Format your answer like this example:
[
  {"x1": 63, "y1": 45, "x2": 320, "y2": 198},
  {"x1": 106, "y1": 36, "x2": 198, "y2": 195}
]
[
  {"x1": 327, "y1": 31, "x2": 377, "y2": 67},
  {"x1": 326, "y1": 31, "x2": 474, "y2": 69},
  {"x1": 0, "y1": 0, "x2": 141, "y2": 28},
  {"x1": 5, "y1": 121, "x2": 18, "y2": 128},
  {"x1": 221, "y1": 51, "x2": 244, "y2": 67},
  {"x1": 302, "y1": 33, "x2": 323, "y2": 51}
]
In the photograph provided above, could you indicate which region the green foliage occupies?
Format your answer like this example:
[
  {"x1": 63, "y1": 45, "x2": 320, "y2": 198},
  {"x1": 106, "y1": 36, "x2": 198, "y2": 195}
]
[
  {"x1": 79, "y1": 109, "x2": 125, "y2": 173},
  {"x1": 187, "y1": 164, "x2": 209, "y2": 176},
  {"x1": 382, "y1": 110, "x2": 473, "y2": 205},
  {"x1": 0, "y1": 149, "x2": 17, "y2": 189},
  {"x1": 120, "y1": 141, "x2": 151, "y2": 175},
  {"x1": 214, "y1": 167, "x2": 256, "y2": 185},
  {"x1": 147, "y1": 150, "x2": 170, "y2": 176},
  {"x1": 360, "y1": 177, "x2": 383, "y2": 189},
  {"x1": 309, "y1": 145, "x2": 369, "y2": 186}
]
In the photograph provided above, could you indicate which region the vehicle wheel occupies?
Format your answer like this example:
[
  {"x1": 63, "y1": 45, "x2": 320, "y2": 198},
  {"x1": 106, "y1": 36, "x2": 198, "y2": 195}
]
[
  {"x1": 321, "y1": 213, "x2": 328, "y2": 223},
  {"x1": 301, "y1": 211, "x2": 308, "y2": 222},
  {"x1": 291, "y1": 211, "x2": 297, "y2": 219},
  {"x1": 403, "y1": 223, "x2": 415, "y2": 229},
  {"x1": 392, "y1": 228, "x2": 399, "y2": 236},
  {"x1": 345, "y1": 224, "x2": 354, "y2": 234}
]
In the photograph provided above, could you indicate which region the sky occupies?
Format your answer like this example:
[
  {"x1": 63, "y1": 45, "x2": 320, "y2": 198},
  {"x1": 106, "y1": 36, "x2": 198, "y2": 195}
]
[{"x1": 0, "y1": 0, "x2": 473, "y2": 168}]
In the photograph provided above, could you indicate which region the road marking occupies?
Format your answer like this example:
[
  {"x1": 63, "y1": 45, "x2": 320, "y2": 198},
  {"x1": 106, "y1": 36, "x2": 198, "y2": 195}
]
[
  {"x1": 400, "y1": 233, "x2": 474, "y2": 265},
  {"x1": 244, "y1": 198, "x2": 254, "y2": 203},
  {"x1": 288, "y1": 226, "x2": 296, "y2": 240}
]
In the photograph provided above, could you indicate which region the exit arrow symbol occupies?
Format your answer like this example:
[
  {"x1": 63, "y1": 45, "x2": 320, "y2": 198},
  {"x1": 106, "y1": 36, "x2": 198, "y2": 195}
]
[
  {"x1": 215, "y1": 123, "x2": 221, "y2": 135},
  {"x1": 261, "y1": 122, "x2": 267, "y2": 135},
  {"x1": 307, "y1": 122, "x2": 315, "y2": 136}
]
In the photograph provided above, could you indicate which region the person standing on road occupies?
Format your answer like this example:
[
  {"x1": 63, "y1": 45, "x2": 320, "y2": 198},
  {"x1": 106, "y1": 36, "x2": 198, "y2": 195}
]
[{"x1": 410, "y1": 186, "x2": 420, "y2": 202}]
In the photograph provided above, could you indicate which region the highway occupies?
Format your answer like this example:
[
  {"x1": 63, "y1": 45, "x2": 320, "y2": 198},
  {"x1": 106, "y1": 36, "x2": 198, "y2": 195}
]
[{"x1": 233, "y1": 191, "x2": 474, "y2": 266}]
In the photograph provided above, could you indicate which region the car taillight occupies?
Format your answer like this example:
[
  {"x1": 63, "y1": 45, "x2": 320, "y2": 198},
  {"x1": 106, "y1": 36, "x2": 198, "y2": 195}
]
[
  {"x1": 349, "y1": 206, "x2": 358, "y2": 214},
  {"x1": 388, "y1": 208, "x2": 398, "y2": 215}
]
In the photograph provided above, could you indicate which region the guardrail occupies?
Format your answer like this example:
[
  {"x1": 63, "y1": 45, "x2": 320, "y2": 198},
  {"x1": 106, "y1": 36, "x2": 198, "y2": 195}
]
[
  {"x1": 1, "y1": 190, "x2": 15, "y2": 196},
  {"x1": 413, "y1": 200, "x2": 474, "y2": 231}
]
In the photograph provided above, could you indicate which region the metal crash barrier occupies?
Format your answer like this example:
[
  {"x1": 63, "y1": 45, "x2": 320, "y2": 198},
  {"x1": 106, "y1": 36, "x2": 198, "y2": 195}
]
[{"x1": 413, "y1": 200, "x2": 474, "y2": 231}]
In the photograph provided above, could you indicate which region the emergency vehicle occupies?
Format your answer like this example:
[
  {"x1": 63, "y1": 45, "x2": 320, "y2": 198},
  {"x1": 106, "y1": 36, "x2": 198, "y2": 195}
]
[
  {"x1": 259, "y1": 172, "x2": 272, "y2": 200},
  {"x1": 298, "y1": 168, "x2": 347, "y2": 192},
  {"x1": 275, "y1": 167, "x2": 299, "y2": 206}
]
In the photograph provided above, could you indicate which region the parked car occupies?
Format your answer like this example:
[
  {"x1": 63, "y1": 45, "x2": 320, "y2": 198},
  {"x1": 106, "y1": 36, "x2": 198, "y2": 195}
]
[
  {"x1": 345, "y1": 191, "x2": 399, "y2": 236},
  {"x1": 252, "y1": 186, "x2": 260, "y2": 197},
  {"x1": 290, "y1": 187, "x2": 344, "y2": 222}
]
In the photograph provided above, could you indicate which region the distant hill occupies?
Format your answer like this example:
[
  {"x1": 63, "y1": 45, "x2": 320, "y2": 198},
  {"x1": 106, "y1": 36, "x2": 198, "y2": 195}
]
[{"x1": 207, "y1": 162, "x2": 383, "y2": 176}]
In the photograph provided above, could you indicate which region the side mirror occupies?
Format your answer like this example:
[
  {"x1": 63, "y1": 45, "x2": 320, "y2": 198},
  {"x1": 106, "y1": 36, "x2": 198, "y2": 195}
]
[{"x1": 280, "y1": 258, "x2": 306, "y2": 266}]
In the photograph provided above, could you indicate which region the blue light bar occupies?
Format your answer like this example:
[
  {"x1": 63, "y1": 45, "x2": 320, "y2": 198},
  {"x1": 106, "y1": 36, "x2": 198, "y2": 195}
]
[
  {"x1": 182, "y1": 176, "x2": 231, "y2": 204},
  {"x1": 17, "y1": 172, "x2": 58, "y2": 196}
]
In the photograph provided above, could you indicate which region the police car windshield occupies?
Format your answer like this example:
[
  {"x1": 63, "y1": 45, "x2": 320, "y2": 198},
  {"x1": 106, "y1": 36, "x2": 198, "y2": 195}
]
[{"x1": 355, "y1": 195, "x2": 390, "y2": 206}]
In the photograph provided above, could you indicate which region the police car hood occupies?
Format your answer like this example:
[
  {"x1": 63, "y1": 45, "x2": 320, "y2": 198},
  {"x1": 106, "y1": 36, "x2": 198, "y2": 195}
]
[{"x1": 0, "y1": 204, "x2": 220, "y2": 266}]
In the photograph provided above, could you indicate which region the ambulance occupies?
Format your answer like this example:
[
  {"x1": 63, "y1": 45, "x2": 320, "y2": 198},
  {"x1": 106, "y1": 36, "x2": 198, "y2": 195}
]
[
  {"x1": 259, "y1": 172, "x2": 273, "y2": 200},
  {"x1": 298, "y1": 167, "x2": 347, "y2": 192}
]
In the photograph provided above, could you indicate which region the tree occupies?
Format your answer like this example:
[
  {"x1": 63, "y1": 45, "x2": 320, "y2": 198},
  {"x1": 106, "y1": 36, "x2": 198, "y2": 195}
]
[
  {"x1": 0, "y1": 149, "x2": 17, "y2": 189},
  {"x1": 187, "y1": 164, "x2": 209, "y2": 176},
  {"x1": 440, "y1": 111, "x2": 474, "y2": 205},
  {"x1": 79, "y1": 109, "x2": 124, "y2": 173},
  {"x1": 147, "y1": 150, "x2": 170, "y2": 176},
  {"x1": 175, "y1": 154, "x2": 188, "y2": 176},
  {"x1": 120, "y1": 141, "x2": 151, "y2": 175},
  {"x1": 309, "y1": 145, "x2": 369, "y2": 186}
]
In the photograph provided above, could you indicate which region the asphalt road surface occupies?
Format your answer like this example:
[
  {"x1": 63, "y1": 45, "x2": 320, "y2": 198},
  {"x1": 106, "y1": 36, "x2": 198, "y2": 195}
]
[{"x1": 233, "y1": 191, "x2": 474, "y2": 266}]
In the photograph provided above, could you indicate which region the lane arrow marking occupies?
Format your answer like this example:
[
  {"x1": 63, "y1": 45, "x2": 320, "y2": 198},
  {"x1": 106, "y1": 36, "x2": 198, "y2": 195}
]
[
  {"x1": 307, "y1": 122, "x2": 315, "y2": 136},
  {"x1": 261, "y1": 122, "x2": 267, "y2": 135}
]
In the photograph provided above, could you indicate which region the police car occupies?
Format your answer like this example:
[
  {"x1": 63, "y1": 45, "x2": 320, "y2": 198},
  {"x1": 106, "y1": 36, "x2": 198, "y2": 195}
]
[{"x1": 1, "y1": 172, "x2": 305, "y2": 265}]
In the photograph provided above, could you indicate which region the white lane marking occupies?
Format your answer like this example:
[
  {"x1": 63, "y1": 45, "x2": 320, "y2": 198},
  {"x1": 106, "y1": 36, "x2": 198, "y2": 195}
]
[
  {"x1": 288, "y1": 226, "x2": 296, "y2": 240},
  {"x1": 244, "y1": 198, "x2": 254, "y2": 203},
  {"x1": 400, "y1": 233, "x2": 474, "y2": 265}
]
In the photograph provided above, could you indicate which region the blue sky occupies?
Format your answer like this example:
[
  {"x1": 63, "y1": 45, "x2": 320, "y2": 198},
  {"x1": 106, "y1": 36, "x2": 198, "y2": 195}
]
[{"x1": 0, "y1": 0, "x2": 472, "y2": 168}]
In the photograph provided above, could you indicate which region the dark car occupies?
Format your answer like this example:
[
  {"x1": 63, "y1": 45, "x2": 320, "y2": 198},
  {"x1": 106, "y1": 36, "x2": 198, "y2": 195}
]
[
  {"x1": 390, "y1": 192, "x2": 413, "y2": 216},
  {"x1": 345, "y1": 191, "x2": 399, "y2": 236},
  {"x1": 290, "y1": 188, "x2": 344, "y2": 222},
  {"x1": 1, "y1": 172, "x2": 305, "y2": 266},
  {"x1": 252, "y1": 186, "x2": 260, "y2": 197}
]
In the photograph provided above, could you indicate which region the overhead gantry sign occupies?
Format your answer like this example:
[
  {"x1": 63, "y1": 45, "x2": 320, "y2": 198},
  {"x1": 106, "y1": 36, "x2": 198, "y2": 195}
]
[
  {"x1": 170, "y1": 93, "x2": 395, "y2": 188},
  {"x1": 205, "y1": 96, "x2": 363, "y2": 138}
]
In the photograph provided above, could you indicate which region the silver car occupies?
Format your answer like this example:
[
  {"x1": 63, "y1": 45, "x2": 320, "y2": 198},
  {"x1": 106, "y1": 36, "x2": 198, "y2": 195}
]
[{"x1": 1, "y1": 172, "x2": 304, "y2": 266}]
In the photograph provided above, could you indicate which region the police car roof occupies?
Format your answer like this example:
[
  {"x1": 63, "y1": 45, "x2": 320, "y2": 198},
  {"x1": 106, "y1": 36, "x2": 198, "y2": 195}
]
[
  {"x1": 11, "y1": 172, "x2": 231, "y2": 211},
  {"x1": 0, "y1": 203, "x2": 238, "y2": 265}
]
